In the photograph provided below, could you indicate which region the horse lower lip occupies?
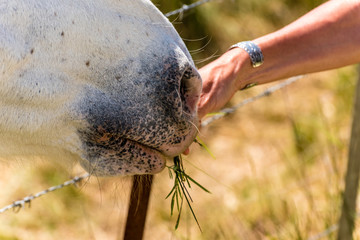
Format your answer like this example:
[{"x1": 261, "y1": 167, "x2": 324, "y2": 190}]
[
  {"x1": 132, "y1": 139, "x2": 186, "y2": 159},
  {"x1": 133, "y1": 141, "x2": 165, "y2": 156},
  {"x1": 125, "y1": 138, "x2": 171, "y2": 160}
]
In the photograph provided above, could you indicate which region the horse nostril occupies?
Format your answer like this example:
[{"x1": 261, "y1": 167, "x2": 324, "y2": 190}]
[{"x1": 180, "y1": 66, "x2": 202, "y2": 114}]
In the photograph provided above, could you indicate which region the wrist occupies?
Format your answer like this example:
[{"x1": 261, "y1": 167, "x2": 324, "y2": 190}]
[{"x1": 225, "y1": 47, "x2": 259, "y2": 91}]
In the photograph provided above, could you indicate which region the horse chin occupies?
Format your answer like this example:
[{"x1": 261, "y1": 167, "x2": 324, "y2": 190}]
[
  {"x1": 158, "y1": 123, "x2": 199, "y2": 158},
  {"x1": 79, "y1": 120, "x2": 199, "y2": 177}
]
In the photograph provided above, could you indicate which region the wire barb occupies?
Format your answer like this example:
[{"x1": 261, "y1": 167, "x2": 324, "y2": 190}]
[
  {"x1": 165, "y1": 0, "x2": 216, "y2": 18},
  {"x1": 0, "y1": 173, "x2": 90, "y2": 214}
]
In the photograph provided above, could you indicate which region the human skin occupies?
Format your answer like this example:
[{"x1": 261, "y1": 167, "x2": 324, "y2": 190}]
[{"x1": 197, "y1": 0, "x2": 360, "y2": 119}]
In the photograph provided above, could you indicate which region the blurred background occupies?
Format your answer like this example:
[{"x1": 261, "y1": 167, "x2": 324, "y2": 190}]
[{"x1": 0, "y1": 0, "x2": 358, "y2": 239}]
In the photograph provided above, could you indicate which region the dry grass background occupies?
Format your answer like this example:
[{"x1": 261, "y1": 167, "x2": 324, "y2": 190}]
[{"x1": 0, "y1": 0, "x2": 359, "y2": 239}]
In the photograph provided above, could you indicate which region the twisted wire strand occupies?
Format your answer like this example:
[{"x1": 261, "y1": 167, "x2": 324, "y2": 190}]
[
  {"x1": 201, "y1": 75, "x2": 303, "y2": 127},
  {"x1": 165, "y1": 0, "x2": 216, "y2": 17},
  {"x1": 307, "y1": 210, "x2": 360, "y2": 240},
  {"x1": 0, "y1": 173, "x2": 90, "y2": 214},
  {"x1": 307, "y1": 224, "x2": 338, "y2": 240}
]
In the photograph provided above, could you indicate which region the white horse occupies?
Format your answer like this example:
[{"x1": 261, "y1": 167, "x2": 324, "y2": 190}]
[{"x1": 0, "y1": 0, "x2": 202, "y2": 176}]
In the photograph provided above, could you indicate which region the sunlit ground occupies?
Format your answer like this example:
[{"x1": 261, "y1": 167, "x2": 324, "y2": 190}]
[{"x1": 0, "y1": 66, "x2": 358, "y2": 240}]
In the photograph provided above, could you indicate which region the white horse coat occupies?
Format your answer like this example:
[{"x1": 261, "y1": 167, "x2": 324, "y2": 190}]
[{"x1": 0, "y1": 0, "x2": 202, "y2": 176}]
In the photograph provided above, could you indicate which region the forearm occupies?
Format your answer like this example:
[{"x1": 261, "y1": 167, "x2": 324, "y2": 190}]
[
  {"x1": 198, "y1": 0, "x2": 360, "y2": 118},
  {"x1": 238, "y1": 0, "x2": 360, "y2": 88}
]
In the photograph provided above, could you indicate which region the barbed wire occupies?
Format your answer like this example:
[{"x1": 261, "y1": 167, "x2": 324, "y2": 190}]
[
  {"x1": 165, "y1": 0, "x2": 216, "y2": 18},
  {"x1": 307, "y1": 211, "x2": 360, "y2": 240},
  {"x1": 307, "y1": 224, "x2": 338, "y2": 240},
  {"x1": 0, "y1": 173, "x2": 90, "y2": 214},
  {"x1": 0, "y1": 2, "x2": 345, "y2": 239},
  {"x1": 201, "y1": 75, "x2": 303, "y2": 127}
]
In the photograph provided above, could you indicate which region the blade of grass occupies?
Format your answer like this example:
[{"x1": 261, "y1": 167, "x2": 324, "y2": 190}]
[
  {"x1": 166, "y1": 155, "x2": 210, "y2": 231},
  {"x1": 195, "y1": 137, "x2": 216, "y2": 159},
  {"x1": 177, "y1": 173, "x2": 202, "y2": 232},
  {"x1": 183, "y1": 173, "x2": 211, "y2": 193},
  {"x1": 175, "y1": 198, "x2": 183, "y2": 230}
]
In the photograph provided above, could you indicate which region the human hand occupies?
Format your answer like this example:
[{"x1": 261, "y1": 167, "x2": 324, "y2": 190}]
[
  {"x1": 184, "y1": 49, "x2": 249, "y2": 155},
  {"x1": 197, "y1": 48, "x2": 250, "y2": 118}
]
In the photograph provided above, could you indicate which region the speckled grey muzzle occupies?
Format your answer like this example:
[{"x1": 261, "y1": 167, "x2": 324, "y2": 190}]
[{"x1": 78, "y1": 48, "x2": 202, "y2": 176}]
